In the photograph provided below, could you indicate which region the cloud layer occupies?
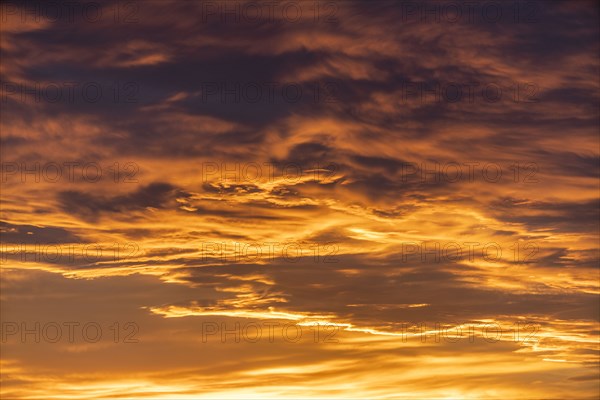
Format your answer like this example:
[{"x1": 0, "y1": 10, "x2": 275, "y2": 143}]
[{"x1": 1, "y1": 0, "x2": 599, "y2": 398}]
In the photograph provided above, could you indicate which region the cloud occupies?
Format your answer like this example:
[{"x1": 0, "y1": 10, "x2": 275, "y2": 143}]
[{"x1": 1, "y1": 0, "x2": 598, "y2": 398}]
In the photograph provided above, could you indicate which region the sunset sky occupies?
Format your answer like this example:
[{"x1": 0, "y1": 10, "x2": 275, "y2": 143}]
[{"x1": 1, "y1": 0, "x2": 599, "y2": 399}]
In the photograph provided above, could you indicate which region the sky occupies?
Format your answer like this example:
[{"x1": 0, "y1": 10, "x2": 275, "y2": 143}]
[{"x1": 0, "y1": 0, "x2": 599, "y2": 399}]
